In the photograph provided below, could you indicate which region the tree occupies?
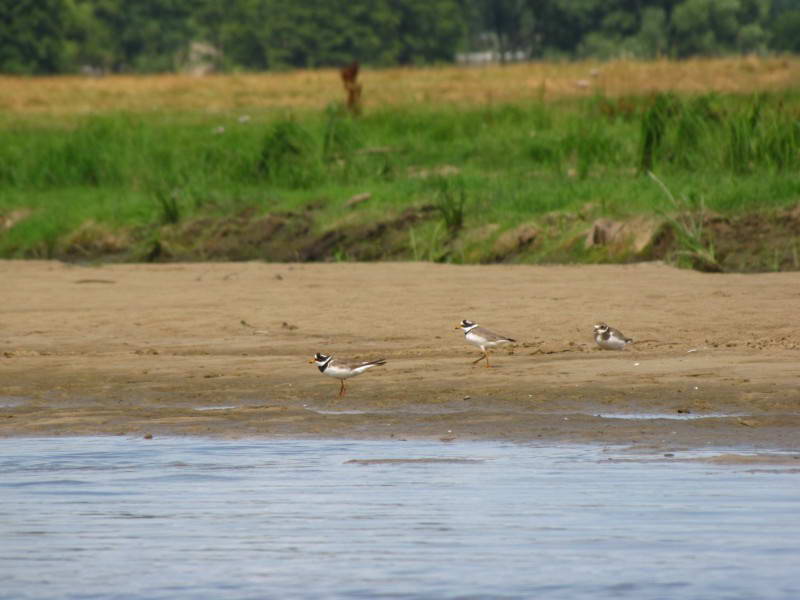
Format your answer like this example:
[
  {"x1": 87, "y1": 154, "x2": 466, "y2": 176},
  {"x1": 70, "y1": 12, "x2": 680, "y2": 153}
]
[
  {"x1": 216, "y1": 0, "x2": 465, "y2": 70},
  {"x1": 635, "y1": 6, "x2": 669, "y2": 57},
  {"x1": 770, "y1": 0, "x2": 800, "y2": 53},
  {"x1": 1, "y1": 0, "x2": 796, "y2": 75},
  {"x1": 475, "y1": 0, "x2": 535, "y2": 61},
  {"x1": 671, "y1": 0, "x2": 771, "y2": 57},
  {"x1": 0, "y1": 0, "x2": 72, "y2": 74},
  {"x1": 65, "y1": 0, "x2": 116, "y2": 71},
  {"x1": 531, "y1": 0, "x2": 596, "y2": 57},
  {"x1": 89, "y1": 0, "x2": 195, "y2": 71},
  {"x1": 390, "y1": 0, "x2": 466, "y2": 65},
  {"x1": 194, "y1": 0, "x2": 272, "y2": 70}
]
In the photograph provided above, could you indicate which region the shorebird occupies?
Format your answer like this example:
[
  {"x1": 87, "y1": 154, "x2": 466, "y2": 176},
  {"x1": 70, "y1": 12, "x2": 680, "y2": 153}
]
[
  {"x1": 309, "y1": 353, "x2": 386, "y2": 397},
  {"x1": 455, "y1": 319, "x2": 516, "y2": 367},
  {"x1": 593, "y1": 323, "x2": 633, "y2": 350}
]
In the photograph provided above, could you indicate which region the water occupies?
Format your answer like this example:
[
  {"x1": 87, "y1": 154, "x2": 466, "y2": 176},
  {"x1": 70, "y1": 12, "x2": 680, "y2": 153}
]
[
  {"x1": 1, "y1": 437, "x2": 798, "y2": 600},
  {"x1": 594, "y1": 412, "x2": 745, "y2": 420}
]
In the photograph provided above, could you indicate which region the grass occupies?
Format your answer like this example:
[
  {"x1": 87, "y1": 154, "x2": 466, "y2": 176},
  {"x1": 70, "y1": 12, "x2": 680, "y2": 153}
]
[
  {"x1": 1, "y1": 64, "x2": 799, "y2": 263},
  {"x1": 648, "y1": 171, "x2": 719, "y2": 272}
]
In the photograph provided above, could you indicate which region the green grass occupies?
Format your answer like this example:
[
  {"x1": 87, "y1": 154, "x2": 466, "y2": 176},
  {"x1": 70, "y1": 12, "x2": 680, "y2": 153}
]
[{"x1": 1, "y1": 92, "x2": 799, "y2": 259}]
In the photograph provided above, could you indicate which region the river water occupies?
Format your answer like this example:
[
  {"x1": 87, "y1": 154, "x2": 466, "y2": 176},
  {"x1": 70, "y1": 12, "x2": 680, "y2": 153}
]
[{"x1": 1, "y1": 437, "x2": 798, "y2": 600}]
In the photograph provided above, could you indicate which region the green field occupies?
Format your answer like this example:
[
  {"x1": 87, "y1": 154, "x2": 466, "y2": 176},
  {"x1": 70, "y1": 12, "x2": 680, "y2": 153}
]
[{"x1": 1, "y1": 90, "x2": 799, "y2": 270}]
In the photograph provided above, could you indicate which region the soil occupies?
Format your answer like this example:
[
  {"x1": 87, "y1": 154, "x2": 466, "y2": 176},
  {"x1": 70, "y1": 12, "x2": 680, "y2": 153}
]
[
  {"x1": 48, "y1": 202, "x2": 800, "y2": 273},
  {"x1": 707, "y1": 208, "x2": 800, "y2": 272},
  {"x1": 2, "y1": 260, "x2": 799, "y2": 452}
]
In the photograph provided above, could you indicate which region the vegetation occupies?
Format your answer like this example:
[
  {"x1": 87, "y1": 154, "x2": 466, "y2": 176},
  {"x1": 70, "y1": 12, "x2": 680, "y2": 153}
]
[
  {"x1": 1, "y1": 61, "x2": 799, "y2": 271},
  {"x1": 2, "y1": 0, "x2": 799, "y2": 75},
  {"x1": 4, "y1": 57, "x2": 799, "y2": 117}
]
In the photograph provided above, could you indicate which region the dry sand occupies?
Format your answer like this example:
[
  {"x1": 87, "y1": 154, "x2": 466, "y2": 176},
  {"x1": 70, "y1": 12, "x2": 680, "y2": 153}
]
[{"x1": 2, "y1": 260, "x2": 799, "y2": 452}]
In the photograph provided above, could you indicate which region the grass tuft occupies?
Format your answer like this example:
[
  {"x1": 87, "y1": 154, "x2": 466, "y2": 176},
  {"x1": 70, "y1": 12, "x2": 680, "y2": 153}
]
[
  {"x1": 638, "y1": 93, "x2": 678, "y2": 174},
  {"x1": 154, "y1": 188, "x2": 182, "y2": 225},
  {"x1": 433, "y1": 177, "x2": 468, "y2": 233},
  {"x1": 648, "y1": 171, "x2": 720, "y2": 272},
  {"x1": 258, "y1": 119, "x2": 320, "y2": 189}
]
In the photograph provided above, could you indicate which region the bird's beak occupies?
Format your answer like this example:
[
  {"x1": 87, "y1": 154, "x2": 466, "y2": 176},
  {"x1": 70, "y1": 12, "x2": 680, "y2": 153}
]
[
  {"x1": 454, "y1": 325, "x2": 461, "y2": 329},
  {"x1": 308, "y1": 358, "x2": 315, "y2": 364}
]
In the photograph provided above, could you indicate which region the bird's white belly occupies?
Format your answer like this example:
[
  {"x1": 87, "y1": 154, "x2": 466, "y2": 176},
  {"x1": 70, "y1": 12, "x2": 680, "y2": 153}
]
[
  {"x1": 466, "y1": 331, "x2": 494, "y2": 349},
  {"x1": 596, "y1": 336, "x2": 627, "y2": 350},
  {"x1": 324, "y1": 365, "x2": 357, "y2": 379}
]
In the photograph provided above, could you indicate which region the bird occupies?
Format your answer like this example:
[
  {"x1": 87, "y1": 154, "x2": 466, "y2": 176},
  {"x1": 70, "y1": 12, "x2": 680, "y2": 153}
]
[
  {"x1": 309, "y1": 353, "x2": 386, "y2": 397},
  {"x1": 455, "y1": 319, "x2": 516, "y2": 367},
  {"x1": 593, "y1": 323, "x2": 633, "y2": 350}
]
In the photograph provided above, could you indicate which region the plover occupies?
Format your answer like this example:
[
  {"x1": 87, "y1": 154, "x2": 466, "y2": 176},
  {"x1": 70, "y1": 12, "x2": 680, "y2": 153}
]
[
  {"x1": 455, "y1": 319, "x2": 516, "y2": 367},
  {"x1": 593, "y1": 323, "x2": 633, "y2": 350},
  {"x1": 309, "y1": 353, "x2": 386, "y2": 397}
]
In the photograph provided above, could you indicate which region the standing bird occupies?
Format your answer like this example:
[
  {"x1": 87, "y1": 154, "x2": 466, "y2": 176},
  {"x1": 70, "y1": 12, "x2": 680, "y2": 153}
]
[
  {"x1": 309, "y1": 353, "x2": 386, "y2": 397},
  {"x1": 455, "y1": 319, "x2": 516, "y2": 368},
  {"x1": 593, "y1": 323, "x2": 633, "y2": 350}
]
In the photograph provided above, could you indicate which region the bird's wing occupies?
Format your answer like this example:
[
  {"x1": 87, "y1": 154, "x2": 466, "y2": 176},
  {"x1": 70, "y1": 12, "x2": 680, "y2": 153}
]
[
  {"x1": 340, "y1": 358, "x2": 386, "y2": 368},
  {"x1": 474, "y1": 326, "x2": 515, "y2": 342},
  {"x1": 611, "y1": 328, "x2": 631, "y2": 341}
]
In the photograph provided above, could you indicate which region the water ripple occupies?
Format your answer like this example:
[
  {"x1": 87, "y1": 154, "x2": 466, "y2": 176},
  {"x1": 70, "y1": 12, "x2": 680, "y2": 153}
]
[{"x1": 0, "y1": 437, "x2": 798, "y2": 600}]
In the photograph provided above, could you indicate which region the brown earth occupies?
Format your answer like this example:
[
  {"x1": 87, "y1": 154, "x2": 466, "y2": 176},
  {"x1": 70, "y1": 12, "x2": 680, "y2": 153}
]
[
  {"x1": 49, "y1": 202, "x2": 800, "y2": 273},
  {"x1": 1, "y1": 260, "x2": 799, "y2": 452}
]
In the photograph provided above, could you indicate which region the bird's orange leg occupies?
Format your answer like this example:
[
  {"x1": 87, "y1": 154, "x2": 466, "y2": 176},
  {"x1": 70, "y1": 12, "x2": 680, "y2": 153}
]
[
  {"x1": 472, "y1": 352, "x2": 487, "y2": 365},
  {"x1": 338, "y1": 380, "x2": 346, "y2": 397}
]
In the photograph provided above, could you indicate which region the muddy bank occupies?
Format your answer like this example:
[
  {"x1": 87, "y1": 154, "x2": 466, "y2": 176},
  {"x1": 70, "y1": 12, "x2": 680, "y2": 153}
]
[
  {"x1": 10, "y1": 201, "x2": 800, "y2": 272},
  {"x1": 1, "y1": 261, "x2": 799, "y2": 449}
]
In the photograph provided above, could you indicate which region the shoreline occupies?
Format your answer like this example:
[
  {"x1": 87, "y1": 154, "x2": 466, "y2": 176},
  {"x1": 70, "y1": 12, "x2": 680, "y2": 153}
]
[{"x1": 2, "y1": 260, "x2": 799, "y2": 450}]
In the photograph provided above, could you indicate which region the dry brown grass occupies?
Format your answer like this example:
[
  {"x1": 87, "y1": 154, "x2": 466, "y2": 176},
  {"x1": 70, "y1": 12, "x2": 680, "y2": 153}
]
[{"x1": 1, "y1": 56, "x2": 799, "y2": 116}]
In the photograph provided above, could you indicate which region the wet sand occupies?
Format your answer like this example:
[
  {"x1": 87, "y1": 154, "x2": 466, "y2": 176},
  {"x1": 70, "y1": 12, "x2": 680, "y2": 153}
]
[{"x1": 2, "y1": 260, "x2": 799, "y2": 451}]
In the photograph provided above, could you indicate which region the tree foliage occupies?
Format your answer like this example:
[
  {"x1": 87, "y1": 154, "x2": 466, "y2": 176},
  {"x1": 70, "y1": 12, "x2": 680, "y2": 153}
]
[
  {"x1": 0, "y1": 0, "x2": 73, "y2": 74},
  {"x1": 1, "y1": 0, "x2": 797, "y2": 75}
]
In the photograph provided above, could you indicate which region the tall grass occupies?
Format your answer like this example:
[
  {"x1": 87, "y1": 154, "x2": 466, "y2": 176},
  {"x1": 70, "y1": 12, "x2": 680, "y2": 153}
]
[
  {"x1": 2, "y1": 94, "x2": 797, "y2": 192},
  {"x1": 634, "y1": 92, "x2": 800, "y2": 174}
]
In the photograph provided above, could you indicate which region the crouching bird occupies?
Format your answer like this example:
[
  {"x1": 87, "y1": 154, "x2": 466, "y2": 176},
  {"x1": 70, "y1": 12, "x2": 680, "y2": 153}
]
[{"x1": 593, "y1": 323, "x2": 633, "y2": 350}]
